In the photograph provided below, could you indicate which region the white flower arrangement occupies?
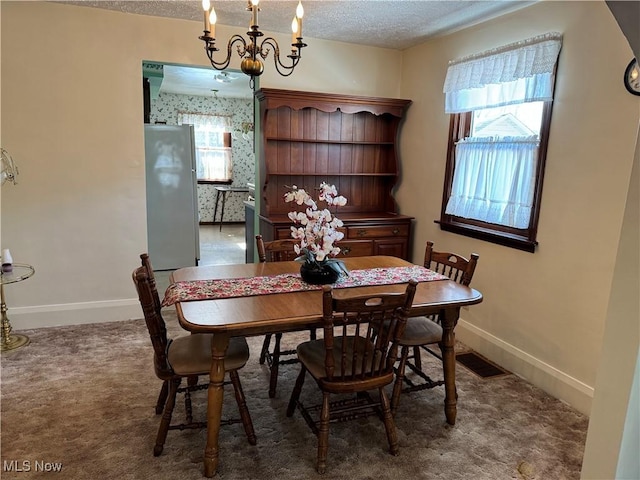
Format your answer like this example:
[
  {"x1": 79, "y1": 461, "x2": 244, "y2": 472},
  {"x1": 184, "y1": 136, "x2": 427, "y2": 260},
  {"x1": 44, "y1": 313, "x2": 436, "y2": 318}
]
[{"x1": 284, "y1": 182, "x2": 349, "y2": 276}]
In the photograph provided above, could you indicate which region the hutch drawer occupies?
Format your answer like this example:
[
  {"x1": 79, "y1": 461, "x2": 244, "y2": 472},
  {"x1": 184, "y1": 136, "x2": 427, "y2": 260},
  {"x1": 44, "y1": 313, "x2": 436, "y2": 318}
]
[
  {"x1": 336, "y1": 240, "x2": 374, "y2": 258},
  {"x1": 347, "y1": 224, "x2": 410, "y2": 239}
]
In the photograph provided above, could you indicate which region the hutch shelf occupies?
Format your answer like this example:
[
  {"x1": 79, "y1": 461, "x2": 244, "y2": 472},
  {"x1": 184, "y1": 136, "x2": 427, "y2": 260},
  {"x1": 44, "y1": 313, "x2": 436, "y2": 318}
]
[{"x1": 255, "y1": 88, "x2": 413, "y2": 261}]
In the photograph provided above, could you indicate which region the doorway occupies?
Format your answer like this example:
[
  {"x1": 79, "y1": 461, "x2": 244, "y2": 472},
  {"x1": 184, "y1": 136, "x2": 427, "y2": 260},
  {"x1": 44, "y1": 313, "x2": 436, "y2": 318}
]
[{"x1": 143, "y1": 61, "x2": 255, "y2": 266}]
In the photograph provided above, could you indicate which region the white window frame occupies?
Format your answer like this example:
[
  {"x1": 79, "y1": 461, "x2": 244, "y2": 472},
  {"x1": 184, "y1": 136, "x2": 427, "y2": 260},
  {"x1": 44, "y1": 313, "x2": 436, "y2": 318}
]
[{"x1": 178, "y1": 112, "x2": 232, "y2": 182}]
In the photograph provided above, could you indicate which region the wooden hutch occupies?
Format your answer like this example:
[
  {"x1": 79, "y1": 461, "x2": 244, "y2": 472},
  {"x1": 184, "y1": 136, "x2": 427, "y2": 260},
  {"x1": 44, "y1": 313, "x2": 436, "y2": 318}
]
[{"x1": 255, "y1": 88, "x2": 413, "y2": 260}]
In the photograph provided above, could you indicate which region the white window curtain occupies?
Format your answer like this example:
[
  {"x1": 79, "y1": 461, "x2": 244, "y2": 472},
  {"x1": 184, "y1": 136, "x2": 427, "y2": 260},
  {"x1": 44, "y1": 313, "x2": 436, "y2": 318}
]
[
  {"x1": 443, "y1": 32, "x2": 562, "y2": 113},
  {"x1": 178, "y1": 112, "x2": 232, "y2": 181},
  {"x1": 445, "y1": 136, "x2": 539, "y2": 229},
  {"x1": 442, "y1": 33, "x2": 561, "y2": 229}
]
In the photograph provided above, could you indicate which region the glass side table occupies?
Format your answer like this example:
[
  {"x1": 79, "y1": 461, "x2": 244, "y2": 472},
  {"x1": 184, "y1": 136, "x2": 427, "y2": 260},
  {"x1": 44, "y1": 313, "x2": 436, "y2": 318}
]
[{"x1": 1, "y1": 263, "x2": 35, "y2": 352}]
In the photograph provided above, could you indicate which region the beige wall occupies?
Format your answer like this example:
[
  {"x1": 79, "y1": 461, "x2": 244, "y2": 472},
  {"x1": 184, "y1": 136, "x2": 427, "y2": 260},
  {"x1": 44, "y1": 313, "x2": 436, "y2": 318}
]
[
  {"x1": 2, "y1": 0, "x2": 638, "y2": 418},
  {"x1": 397, "y1": 0, "x2": 638, "y2": 415},
  {"x1": 582, "y1": 124, "x2": 639, "y2": 480},
  {"x1": 2, "y1": 0, "x2": 639, "y2": 475},
  {"x1": 584, "y1": 4, "x2": 640, "y2": 477},
  {"x1": 0, "y1": 1, "x2": 401, "y2": 324}
]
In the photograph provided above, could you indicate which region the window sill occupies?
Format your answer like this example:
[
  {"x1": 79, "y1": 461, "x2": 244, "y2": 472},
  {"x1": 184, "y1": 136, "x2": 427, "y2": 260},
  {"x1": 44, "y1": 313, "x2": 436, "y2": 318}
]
[{"x1": 436, "y1": 220, "x2": 537, "y2": 253}]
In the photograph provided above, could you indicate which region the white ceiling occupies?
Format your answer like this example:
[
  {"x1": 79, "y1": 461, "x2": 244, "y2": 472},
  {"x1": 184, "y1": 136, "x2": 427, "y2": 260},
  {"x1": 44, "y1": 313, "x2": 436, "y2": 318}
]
[
  {"x1": 59, "y1": 0, "x2": 536, "y2": 98},
  {"x1": 161, "y1": 64, "x2": 253, "y2": 99}
]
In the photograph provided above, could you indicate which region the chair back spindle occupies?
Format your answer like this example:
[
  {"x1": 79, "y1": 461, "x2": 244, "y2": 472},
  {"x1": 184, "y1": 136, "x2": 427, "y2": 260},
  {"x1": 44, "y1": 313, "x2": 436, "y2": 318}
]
[
  {"x1": 140, "y1": 253, "x2": 162, "y2": 314},
  {"x1": 424, "y1": 241, "x2": 479, "y2": 286},
  {"x1": 132, "y1": 266, "x2": 172, "y2": 378},
  {"x1": 320, "y1": 281, "x2": 417, "y2": 384},
  {"x1": 256, "y1": 235, "x2": 300, "y2": 263}
]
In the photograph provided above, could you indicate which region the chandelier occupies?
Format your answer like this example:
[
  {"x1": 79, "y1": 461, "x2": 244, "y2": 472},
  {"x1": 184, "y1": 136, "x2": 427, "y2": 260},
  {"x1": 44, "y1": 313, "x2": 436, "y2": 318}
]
[{"x1": 199, "y1": 0, "x2": 307, "y2": 86}]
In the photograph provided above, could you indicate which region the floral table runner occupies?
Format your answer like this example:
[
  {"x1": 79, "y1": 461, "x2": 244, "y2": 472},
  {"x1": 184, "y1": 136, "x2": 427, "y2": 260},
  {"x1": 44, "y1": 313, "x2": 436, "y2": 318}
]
[{"x1": 162, "y1": 265, "x2": 448, "y2": 306}]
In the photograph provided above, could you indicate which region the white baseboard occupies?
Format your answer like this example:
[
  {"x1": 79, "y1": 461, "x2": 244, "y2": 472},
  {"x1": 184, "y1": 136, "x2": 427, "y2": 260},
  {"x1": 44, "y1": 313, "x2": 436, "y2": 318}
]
[
  {"x1": 7, "y1": 299, "x2": 142, "y2": 330},
  {"x1": 456, "y1": 318, "x2": 594, "y2": 416},
  {"x1": 9, "y1": 302, "x2": 595, "y2": 416}
]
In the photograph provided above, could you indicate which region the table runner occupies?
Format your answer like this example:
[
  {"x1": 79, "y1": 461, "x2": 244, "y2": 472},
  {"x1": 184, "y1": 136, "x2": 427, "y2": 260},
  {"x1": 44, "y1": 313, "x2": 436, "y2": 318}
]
[{"x1": 162, "y1": 265, "x2": 448, "y2": 306}]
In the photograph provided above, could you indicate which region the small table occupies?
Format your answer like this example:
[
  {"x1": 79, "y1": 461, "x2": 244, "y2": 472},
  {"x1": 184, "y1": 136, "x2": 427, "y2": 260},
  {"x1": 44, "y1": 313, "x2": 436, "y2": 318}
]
[
  {"x1": 212, "y1": 186, "x2": 250, "y2": 231},
  {"x1": 1, "y1": 263, "x2": 35, "y2": 352}
]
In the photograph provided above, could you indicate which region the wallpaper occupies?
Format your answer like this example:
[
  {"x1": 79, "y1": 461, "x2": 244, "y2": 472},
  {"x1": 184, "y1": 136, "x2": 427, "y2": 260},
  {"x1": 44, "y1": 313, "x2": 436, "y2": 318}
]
[{"x1": 149, "y1": 92, "x2": 255, "y2": 223}]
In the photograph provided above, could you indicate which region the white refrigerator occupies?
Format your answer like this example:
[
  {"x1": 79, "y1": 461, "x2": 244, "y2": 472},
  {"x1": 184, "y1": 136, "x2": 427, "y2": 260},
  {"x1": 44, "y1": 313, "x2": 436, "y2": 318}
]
[{"x1": 144, "y1": 124, "x2": 200, "y2": 270}]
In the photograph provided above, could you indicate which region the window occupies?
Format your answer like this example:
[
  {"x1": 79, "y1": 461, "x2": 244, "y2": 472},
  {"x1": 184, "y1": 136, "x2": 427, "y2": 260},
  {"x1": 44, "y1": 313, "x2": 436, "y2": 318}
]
[
  {"x1": 178, "y1": 112, "x2": 232, "y2": 182},
  {"x1": 439, "y1": 33, "x2": 562, "y2": 252}
]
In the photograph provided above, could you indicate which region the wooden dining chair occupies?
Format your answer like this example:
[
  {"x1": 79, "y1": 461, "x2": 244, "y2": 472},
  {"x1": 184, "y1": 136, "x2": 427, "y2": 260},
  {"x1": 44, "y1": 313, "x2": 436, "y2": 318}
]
[
  {"x1": 139, "y1": 253, "x2": 172, "y2": 414},
  {"x1": 132, "y1": 263, "x2": 256, "y2": 456},
  {"x1": 286, "y1": 281, "x2": 417, "y2": 474},
  {"x1": 256, "y1": 234, "x2": 300, "y2": 263},
  {"x1": 256, "y1": 234, "x2": 312, "y2": 398},
  {"x1": 390, "y1": 241, "x2": 479, "y2": 414},
  {"x1": 140, "y1": 253, "x2": 205, "y2": 419}
]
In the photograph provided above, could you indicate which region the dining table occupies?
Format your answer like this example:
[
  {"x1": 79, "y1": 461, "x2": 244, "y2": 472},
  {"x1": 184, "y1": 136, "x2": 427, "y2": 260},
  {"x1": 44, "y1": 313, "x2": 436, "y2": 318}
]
[{"x1": 166, "y1": 255, "x2": 483, "y2": 477}]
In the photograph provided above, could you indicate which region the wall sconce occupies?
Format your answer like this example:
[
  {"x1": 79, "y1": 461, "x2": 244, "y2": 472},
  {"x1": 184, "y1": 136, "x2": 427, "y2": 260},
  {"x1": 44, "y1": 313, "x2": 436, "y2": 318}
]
[
  {"x1": 241, "y1": 122, "x2": 254, "y2": 140},
  {"x1": 1, "y1": 148, "x2": 19, "y2": 186}
]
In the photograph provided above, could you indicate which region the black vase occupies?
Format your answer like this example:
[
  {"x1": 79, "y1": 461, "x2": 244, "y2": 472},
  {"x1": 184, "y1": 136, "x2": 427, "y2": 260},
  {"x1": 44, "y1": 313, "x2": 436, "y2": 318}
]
[{"x1": 299, "y1": 262, "x2": 340, "y2": 285}]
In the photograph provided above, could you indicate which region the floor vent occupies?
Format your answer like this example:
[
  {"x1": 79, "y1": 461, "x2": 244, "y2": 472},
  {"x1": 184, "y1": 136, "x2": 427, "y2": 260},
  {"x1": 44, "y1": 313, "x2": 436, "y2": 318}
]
[{"x1": 456, "y1": 352, "x2": 510, "y2": 378}]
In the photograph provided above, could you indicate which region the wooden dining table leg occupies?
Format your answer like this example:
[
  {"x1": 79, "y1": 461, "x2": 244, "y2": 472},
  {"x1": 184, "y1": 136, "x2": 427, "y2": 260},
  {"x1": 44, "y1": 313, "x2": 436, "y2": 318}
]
[
  {"x1": 440, "y1": 308, "x2": 460, "y2": 425},
  {"x1": 203, "y1": 333, "x2": 230, "y2": 478}
]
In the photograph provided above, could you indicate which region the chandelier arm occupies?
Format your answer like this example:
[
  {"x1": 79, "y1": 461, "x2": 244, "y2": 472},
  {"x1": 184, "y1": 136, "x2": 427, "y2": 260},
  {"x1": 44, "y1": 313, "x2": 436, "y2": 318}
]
[
  {"x1": 259, "y1": 37, "x2": 302, "y2": 77},
  {"x1": 204, "y1": 34, "x2": 248, "y2": 70}
]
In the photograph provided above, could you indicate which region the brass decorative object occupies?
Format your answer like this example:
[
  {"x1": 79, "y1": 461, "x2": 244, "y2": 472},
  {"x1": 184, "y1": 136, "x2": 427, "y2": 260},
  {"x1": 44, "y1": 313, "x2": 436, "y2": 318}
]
[{"x1": 1, "y1": 264, "x2": 35, "y2": 352}]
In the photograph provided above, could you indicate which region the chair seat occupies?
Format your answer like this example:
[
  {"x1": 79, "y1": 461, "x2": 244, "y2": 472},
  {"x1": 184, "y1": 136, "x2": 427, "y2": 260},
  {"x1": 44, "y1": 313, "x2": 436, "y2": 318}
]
[
  {"x1": 168, "y1": 334, "x2": 250, "y2": 376},
  {"x1": 399, "y1": 317, "x2": 442, "y2": 346},
  {"x1": 297, "y1": 336, "x2": 381, "y2": 380}
]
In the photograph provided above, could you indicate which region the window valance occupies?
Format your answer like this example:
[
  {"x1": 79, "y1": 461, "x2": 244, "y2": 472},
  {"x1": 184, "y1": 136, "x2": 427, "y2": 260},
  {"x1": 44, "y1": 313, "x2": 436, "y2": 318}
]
[
  {"x1": 178, "y1": 112, "x2": 232, "y2": 130},
  {"x1": 443, "y1": 32, "x2": 562, "y2": 113}
]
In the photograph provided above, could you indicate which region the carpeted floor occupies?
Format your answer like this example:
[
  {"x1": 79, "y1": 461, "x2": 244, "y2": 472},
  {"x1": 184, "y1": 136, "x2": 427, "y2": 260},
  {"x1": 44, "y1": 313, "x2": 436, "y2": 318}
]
[{"x1": 0, "y1": 312, "x2": 588, "y2": 479}]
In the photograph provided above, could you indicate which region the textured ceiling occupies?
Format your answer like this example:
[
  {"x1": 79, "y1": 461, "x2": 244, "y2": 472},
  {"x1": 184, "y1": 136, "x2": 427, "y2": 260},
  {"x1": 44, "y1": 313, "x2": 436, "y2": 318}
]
[
  {"x1": 59, "y1": 0, "x2": 534, "y2": 50},
  {"x1": 58, "y1": 0, "x2": 536, "y2": 98}
]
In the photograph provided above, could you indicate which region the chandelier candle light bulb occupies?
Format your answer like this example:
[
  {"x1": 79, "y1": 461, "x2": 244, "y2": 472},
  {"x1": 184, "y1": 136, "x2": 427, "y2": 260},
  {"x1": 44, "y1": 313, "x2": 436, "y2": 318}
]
[
  {"x1": 209, "y1": 7, "x2": 216, "y2": 38},
  {"x1": 296, "y1": 1, "x2": 304, "y2": 37},
  {"x1": 291, "y1": 17, "x2": 298, "y2": 46},
  {"x1": 251, "y1": 0, "x2": 259, "y2": 29},
  {"x1": 203, "y1": 0, "x2": 210, "y2": 33},
  {"x1": 291, "y1": 2, "x2": 303, "y2": 49},
  {"x1": 201, "y1": 0, "x2": 216, "y2": 38}
]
